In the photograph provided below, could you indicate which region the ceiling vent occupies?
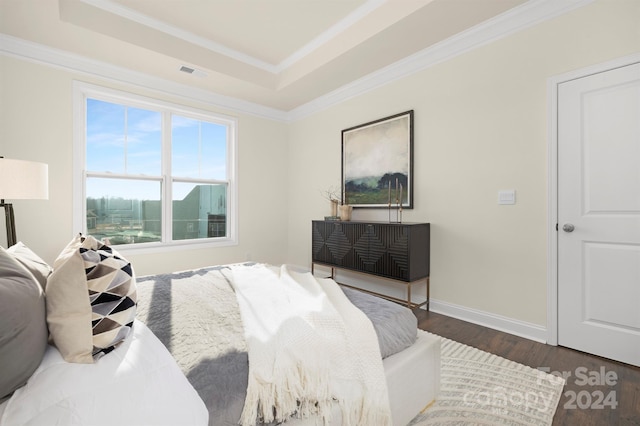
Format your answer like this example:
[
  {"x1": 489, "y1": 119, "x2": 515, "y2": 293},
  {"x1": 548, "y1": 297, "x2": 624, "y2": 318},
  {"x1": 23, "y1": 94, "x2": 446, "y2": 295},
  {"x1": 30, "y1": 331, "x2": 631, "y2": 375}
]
[{"x1": 179, "y1": 65, "x2": 208, "y2": 78}]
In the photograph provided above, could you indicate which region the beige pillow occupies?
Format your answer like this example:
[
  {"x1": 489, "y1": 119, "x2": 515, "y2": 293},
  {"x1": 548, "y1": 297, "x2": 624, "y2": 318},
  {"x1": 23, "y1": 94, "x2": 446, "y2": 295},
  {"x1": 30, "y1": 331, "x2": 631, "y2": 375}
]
[{"x1": 46, "y1": 235, "x2": 137, "y2": 363}]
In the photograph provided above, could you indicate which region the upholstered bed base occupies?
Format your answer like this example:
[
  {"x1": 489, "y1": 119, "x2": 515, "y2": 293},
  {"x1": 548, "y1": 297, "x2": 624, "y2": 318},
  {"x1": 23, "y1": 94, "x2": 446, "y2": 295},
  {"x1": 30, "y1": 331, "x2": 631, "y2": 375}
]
[
  {"x1": 386, "y1": 330, "x2": 441, "y2": 425},
  {"x1": 284, "y1": 330, "x2": 440, "y2": 426}
]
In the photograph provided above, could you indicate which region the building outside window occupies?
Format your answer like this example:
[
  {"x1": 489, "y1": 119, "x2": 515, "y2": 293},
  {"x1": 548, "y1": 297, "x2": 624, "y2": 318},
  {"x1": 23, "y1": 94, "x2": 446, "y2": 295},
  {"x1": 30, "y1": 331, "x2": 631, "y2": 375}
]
[{"x1": 73, "y1": 83, "x2": 237, "y2": 251}]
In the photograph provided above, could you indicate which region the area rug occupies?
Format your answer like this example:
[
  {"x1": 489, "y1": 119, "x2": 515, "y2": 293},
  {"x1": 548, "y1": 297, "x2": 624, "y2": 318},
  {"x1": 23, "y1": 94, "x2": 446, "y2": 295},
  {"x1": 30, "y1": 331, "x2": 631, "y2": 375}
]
[{"x1": 409, "y1": 334, "x2": 565, "y2": 426}]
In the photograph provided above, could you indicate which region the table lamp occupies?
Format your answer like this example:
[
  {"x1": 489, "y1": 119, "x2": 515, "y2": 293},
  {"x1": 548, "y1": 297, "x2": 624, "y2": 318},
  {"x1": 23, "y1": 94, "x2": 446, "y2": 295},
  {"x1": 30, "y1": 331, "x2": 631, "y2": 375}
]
[{"x1": 0, "y1": 157, "x2": 49, "y2": 247}]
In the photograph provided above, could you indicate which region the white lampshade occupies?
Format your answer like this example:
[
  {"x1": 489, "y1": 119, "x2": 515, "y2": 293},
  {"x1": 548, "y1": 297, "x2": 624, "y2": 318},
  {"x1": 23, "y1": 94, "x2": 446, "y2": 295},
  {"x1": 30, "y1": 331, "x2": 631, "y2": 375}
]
[{"x1": 0, "y1": 158, "x2": 49, "y2": 200}]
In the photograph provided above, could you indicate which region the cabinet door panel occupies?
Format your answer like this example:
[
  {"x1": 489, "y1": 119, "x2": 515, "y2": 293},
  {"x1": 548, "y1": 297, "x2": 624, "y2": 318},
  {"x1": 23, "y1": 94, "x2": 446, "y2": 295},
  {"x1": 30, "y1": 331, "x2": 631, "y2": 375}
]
[
  {"x1": 341, "y1": 223, "x2": 367, "y2": 271},
  {"x1": 311, "y1": 221, "x2": 332, "y2": 263},
  {"x1": 325, "y1": 223, "x2": 351, "y2": 266},
  {"x1": 369, "y1": 224, "x2": 409, "y2": 280}
]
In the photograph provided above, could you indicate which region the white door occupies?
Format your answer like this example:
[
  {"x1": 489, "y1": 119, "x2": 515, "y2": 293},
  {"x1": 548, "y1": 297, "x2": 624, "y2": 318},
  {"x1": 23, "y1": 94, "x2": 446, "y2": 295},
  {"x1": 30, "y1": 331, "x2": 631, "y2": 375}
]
[{"x1": 558, "y1": 62, "x2": 640, "y2": 367}]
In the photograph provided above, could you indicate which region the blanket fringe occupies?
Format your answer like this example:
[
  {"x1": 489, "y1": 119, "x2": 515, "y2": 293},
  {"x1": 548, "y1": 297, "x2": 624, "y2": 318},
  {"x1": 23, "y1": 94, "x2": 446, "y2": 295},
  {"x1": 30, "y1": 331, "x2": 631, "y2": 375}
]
[
  {"x1": 238, "y1": 321, "x2": 336, "y2": 425},
  {"x1": 240, "y1": 361, "x2": 334, "y2": 425}
]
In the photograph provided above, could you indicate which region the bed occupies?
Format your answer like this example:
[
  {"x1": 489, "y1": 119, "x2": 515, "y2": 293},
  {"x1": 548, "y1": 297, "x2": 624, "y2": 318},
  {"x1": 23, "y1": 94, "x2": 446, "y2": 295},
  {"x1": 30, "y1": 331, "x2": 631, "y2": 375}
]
[
  {"x1": 134, "y1": 264, "x2": 441, "y2": 426},
  {"x1": 0, "y1": 238, "x2": 440, "y2": 426}
]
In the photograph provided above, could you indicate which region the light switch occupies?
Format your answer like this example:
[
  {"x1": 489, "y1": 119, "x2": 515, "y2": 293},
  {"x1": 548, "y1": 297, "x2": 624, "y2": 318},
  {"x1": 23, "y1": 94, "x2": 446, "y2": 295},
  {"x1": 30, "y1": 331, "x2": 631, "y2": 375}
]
[{"x1": 498, "y1": 190, "x2": 516, "y2": 205}]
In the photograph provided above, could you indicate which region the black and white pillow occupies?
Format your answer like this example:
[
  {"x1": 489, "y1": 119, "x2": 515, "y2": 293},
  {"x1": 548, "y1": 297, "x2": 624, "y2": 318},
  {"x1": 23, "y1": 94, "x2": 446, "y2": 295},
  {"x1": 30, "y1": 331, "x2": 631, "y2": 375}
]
[{"x1": 46, "y1": 235, "x2": 137, "y2": 363}]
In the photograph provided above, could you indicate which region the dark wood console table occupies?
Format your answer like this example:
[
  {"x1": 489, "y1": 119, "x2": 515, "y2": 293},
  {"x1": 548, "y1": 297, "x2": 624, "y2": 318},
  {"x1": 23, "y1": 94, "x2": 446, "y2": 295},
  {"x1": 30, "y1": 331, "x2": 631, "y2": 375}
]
[{"x1": 311, "y1": 220, "x2": 430, "y2": 309}]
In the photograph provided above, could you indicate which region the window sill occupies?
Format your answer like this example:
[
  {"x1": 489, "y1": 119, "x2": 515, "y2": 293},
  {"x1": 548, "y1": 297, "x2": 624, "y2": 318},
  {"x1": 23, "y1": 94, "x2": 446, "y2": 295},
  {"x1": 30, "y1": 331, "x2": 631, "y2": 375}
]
[{"x1": 113, "y1": 237, "x2": 238, "y2": 256}]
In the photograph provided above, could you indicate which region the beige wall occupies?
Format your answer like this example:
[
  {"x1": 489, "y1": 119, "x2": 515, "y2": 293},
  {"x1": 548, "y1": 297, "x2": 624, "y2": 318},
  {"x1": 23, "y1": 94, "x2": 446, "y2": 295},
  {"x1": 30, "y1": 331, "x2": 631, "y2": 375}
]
[
  {"x1": 1, "y1": 0, "x2": 638, "y2": 331},
  {"x1": 0, "y1": 55, "x2": 290, "y2": 275},
  {"x1": 286, "y1": 0, "x2": 640, "y2": 327}
]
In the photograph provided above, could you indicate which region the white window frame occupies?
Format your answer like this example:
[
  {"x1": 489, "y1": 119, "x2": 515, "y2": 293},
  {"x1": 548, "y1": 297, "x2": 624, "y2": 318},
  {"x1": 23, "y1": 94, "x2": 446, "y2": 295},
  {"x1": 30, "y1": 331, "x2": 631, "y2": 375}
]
[{"x1": 72, "y1": 82, "x2": 238, "y2": 254}]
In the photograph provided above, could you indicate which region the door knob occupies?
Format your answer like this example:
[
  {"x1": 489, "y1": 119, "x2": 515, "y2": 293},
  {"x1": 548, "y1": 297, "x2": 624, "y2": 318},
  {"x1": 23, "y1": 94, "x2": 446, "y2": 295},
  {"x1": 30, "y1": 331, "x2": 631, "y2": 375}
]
[{"x1": 562, "y1": 223, "x2": 575, "y2": 233}]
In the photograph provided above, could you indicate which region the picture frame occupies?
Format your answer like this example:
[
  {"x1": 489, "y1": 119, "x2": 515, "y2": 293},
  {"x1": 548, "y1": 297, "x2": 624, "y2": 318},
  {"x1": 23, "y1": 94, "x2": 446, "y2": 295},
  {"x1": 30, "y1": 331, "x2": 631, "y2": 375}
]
[{"x1": 341, "y1": 110, "x2": 413, "y2": 209}]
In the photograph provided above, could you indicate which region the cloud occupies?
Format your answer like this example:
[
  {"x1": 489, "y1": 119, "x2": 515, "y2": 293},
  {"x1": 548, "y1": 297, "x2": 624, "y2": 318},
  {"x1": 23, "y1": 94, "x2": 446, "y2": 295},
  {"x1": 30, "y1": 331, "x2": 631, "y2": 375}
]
[{"x1": 344, "y1": 116, "x2": 409, "y2": 179}]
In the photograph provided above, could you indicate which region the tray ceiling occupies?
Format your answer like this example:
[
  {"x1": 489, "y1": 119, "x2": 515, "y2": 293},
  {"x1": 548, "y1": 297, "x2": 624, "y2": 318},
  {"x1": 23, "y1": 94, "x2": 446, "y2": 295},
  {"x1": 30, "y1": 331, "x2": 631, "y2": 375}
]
[{"x1": 1, "y1": 0, "x2": 551, "y2": 113}]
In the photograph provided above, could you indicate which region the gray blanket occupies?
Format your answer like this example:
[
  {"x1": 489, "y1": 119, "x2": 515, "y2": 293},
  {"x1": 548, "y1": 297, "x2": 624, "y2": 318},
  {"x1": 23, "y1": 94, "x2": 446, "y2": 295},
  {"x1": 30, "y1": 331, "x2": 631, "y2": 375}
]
[{"x1": 136, "y1": 265, "x2": 416, "y2": 425}]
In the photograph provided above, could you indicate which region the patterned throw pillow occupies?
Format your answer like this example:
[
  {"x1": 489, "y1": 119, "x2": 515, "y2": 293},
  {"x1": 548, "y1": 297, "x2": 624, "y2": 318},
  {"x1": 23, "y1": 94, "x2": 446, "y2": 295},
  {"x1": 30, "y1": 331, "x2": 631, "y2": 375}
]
[{"x1": 46, "y1": 235, "x2": 137, "y2": 363}]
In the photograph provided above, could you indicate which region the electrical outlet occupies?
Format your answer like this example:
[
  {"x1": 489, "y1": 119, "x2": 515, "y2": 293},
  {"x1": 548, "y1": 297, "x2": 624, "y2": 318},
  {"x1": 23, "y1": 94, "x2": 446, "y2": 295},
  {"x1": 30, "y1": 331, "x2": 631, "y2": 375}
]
[{"x1": 498, "y1": 190, "x2": 516, "y2": 205}]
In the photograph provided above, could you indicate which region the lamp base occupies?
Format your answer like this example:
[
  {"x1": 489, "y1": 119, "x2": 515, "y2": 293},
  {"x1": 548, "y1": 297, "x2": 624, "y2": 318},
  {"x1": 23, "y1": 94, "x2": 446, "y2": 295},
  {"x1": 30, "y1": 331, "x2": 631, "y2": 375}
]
[{"x1": 1, "y1": 200, "x2": 16, "y2": 247}]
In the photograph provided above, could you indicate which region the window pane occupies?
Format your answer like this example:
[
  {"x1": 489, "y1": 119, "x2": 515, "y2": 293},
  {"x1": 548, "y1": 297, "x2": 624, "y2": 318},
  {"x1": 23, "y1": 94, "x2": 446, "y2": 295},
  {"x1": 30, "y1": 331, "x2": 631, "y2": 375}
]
[
  {"x1": 172, "y1": 115, "x2": 227, "y2": 179},
  {"x1": 86, "y1": 178, "x2": 162, "y2": 245},
  {"x1": 173, "y1": 182, "x2": 226, "y2": 240},
  {"x1": 201, "y1": 122, "x2": 227, "y2": 180},
  {"x1": 87, "y1": 99, "x2": 125, "y2": 173},
  {"x1": 126, "y1": 107, "x2": 162, "y2": 175},
  {"x1": 86, "y1": 99, "x2": 161, "y2": 175}
]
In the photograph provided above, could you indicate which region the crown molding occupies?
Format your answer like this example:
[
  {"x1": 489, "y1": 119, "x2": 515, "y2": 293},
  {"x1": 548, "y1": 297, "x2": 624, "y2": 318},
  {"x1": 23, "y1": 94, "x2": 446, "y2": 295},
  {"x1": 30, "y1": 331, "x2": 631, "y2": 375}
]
[
  {"x1": 278, "y1": 0, "x2": 387, "y2": 71},
  {"x1": 79, "y1": 0, "x2": 279, "y2": 73},
  {"x1": 288, "y1": 0, "x2": 595, "y2": 120},
  {"x1": 0, "y1": 34, "x2": 289, "y2": 122},
  {"x1": 81, "y1": 0, "x2": 387, "y2": 74}
]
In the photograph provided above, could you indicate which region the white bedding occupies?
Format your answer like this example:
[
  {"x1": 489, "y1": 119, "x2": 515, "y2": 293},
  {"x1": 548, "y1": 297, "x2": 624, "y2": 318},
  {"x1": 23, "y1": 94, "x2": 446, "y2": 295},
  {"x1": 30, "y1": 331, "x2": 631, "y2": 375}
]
[
  {"x1": 229, "y1": 264, "x2": 391, "y2": 426},
  {"x1": 0, "y1": 320, "x2": 208, "y2": 426}
]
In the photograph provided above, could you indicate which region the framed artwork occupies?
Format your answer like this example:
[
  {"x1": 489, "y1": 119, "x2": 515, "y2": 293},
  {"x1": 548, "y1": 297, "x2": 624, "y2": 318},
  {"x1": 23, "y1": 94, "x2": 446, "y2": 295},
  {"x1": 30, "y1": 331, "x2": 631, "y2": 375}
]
[{"x1": 341, "y1": 110, "x2": 413, "y2": 208}]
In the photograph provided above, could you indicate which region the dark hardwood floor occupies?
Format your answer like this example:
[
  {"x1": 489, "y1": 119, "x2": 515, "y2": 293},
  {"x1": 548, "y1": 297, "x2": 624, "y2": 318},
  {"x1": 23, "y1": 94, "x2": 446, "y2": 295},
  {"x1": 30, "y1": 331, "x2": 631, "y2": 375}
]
[{"x1": 415, "y1": 310, "x2": 640, "y2": 426}]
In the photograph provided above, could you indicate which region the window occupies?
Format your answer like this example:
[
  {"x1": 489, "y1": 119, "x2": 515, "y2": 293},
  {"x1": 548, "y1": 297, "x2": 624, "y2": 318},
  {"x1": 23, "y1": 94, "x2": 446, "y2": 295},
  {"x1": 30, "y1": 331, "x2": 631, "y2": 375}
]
[{"x1": 73, "y1": 83, "x2": 237, "y2": 251}]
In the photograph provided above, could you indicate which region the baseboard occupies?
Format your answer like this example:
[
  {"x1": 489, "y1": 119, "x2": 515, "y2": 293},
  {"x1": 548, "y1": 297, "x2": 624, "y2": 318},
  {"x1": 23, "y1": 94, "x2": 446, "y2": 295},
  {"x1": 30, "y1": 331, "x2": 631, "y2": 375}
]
[
  {"x1": 300, "y1": 263, "x2": 548, "y2": 344},
  {"x1": 428, "y1": 298, "x2": 548, "y2": 344}
]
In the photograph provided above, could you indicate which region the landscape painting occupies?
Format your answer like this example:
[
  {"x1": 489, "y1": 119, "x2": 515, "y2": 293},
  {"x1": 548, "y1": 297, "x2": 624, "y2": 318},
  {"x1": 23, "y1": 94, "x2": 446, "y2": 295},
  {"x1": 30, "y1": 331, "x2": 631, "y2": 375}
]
[{"x1": 341, "y1": 110, "x2": 413, "y2": 208}]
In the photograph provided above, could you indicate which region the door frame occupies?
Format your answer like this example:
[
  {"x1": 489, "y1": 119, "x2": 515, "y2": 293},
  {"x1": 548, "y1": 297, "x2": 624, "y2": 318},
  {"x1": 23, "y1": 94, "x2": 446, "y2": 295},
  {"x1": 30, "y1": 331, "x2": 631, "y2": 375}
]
[{"x1": 546, "y1": 52, "x2": 640, "y2": 346}]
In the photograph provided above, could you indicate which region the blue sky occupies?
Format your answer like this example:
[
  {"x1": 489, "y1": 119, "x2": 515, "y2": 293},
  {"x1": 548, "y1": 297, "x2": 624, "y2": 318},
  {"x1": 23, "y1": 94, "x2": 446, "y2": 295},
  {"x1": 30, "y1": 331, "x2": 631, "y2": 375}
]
[{"x1": 86, "y1": 98, "x2": 227, "y2": 200}]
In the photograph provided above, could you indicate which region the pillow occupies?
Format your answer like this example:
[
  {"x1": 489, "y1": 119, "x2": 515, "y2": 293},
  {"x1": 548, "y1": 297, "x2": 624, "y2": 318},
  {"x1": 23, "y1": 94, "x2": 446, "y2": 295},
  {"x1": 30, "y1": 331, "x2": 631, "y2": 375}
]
[
  {"x1": 0, "y1": 246, "x2": 48, "y2": 401},
  {"x1": 46, "y1": 235, "x2": 137, "y2": 364},
  {"x1": 7, "y1": 242, "x2": 53, "y2": 290}
]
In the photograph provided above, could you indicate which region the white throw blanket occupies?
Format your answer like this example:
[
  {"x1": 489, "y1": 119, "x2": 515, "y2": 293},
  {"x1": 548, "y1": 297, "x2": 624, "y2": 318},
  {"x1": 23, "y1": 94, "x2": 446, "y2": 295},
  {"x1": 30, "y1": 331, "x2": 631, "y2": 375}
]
[{"x1": 227, "y1": 264, "x2": 392, "y2": 426}]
